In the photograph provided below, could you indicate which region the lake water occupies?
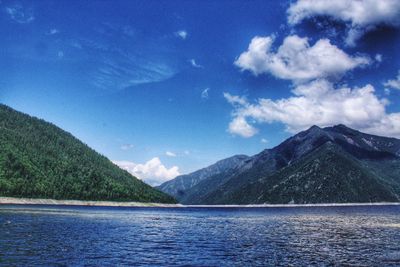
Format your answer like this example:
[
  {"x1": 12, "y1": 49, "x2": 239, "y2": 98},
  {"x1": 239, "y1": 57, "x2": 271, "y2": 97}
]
[{"x1": 1, "y1": 205, "x2": 400, "y2": 266}]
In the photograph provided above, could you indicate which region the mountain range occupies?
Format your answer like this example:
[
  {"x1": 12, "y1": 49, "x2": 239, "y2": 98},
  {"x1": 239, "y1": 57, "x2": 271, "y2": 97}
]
[
  {"x1": 159, "y1": 125, "x2": 400, "y2": 204},
  {"x1": 2, "y1": 103, "x2": 400, "y2": 205},
  {"x1": 0, "y1": 104, "x2": 175, "y2": 203}
]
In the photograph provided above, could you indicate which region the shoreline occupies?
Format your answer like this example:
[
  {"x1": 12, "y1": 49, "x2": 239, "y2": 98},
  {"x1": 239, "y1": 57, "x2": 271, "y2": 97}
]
[
  {"x1": 0, "y1": 197, "x2": 183, "y2": 208},
  {"x1": 1, "y1": 197, "x2": 400, "y2": 208}
]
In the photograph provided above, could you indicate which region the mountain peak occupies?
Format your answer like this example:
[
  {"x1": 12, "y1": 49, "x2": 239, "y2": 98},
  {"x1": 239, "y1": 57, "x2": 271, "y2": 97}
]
[
  {"x1": 159, "y1": 123, "x2": 400, "y2": 205},
  {"x1": 309, "y1": 125, "x2": 321, "y2": 130},
  {"x1": 292, "y1": 124, "x2": 327, "y2": 142},
  {"x1": 324, "y1": 124, "x2": 368, "y2": 140},
  {"x1": 325, "y1": 124, "x2": 357, "y2": 133}
]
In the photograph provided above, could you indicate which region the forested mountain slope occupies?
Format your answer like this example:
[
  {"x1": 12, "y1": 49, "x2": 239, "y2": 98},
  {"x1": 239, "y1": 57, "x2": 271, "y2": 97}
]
[{"x1": 0, "y1": 104, "x2": 175, "y2": 203}]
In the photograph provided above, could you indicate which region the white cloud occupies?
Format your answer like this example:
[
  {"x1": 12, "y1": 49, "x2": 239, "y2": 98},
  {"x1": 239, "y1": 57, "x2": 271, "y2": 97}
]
[
  {"x1": 261, "y1": 138, "x2": 268, "y2": 144},
  {"x1": 92, "y1": 57, "x2": 176, "y2": 92},
  {"x1": 175, "y1": 30, "x2": 188, "y2": 40},
  {"x1": 234, "y1": 35, "x2": 370, "y2": 83},
  {"x1": 223, "y1": 93, "x2": 255, "y2": 138},
  {"x1": 165, "y1": 151, "x2": 176, "y2": 157},
  {"x1": 120, "y1": 144, "x2": 134, "y2": 150},
  {"x1": 230, "y1": 2, "x2": 399, "y2": 140},
  {"x1": 223, "y1": 92, "x2": 248, "y2": 106},
  {"x1": 201, "y1": 88, "x2": 210, "y2": 99},
  {"x1": 375, "y1": 54, "x2": 383, "y2": 63},
  {"x1": 5, "y1": 4, "x2": 34, "y2": 24},
  {"x1": 227, "y1": 113, "x2": 258, "y2": 138},
  {"x1": 48, "y1": 28, "x2": 59, "y2": 35},
  {"x1": 113, "y1": 157, "x2": 180, "y2": 186},
  {"x1": 224, "y1": 79, "x2": 400, "y2": 138},
  {"x1": 384, "y1": 71, "x2": 400, "y2": 90},
  {"x1": 184, "y1": 150, "x2": 190, "y2": 155},
  {"x1": 287, "y1": 0, "x2": 400, "y2": 46},
  {"x1": 190, "y1": 59, "x2": 203, "y2": 68}
]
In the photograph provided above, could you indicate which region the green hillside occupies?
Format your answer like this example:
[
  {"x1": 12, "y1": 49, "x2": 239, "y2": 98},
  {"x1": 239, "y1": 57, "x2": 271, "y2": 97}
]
[{"x1": 0, "y1": 104, "x2": 175, "y2": 203}]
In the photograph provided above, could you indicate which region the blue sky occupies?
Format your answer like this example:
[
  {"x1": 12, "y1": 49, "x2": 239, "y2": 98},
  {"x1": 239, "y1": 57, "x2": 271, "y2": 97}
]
[{"x1": 1, "y1": 0, "x2": 400, "y2": 185}]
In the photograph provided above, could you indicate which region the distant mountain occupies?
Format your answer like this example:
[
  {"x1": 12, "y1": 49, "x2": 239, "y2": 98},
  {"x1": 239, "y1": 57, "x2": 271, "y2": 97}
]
[
  {"x1": 0, "y1": 104, "x2": 175, "y2": 203},
  {"x1": 157, "y1": 155, "x2": 250, "y2": 202},
  {"x1": 159, "y1": 124, "x2": 400, "y2": 204}
]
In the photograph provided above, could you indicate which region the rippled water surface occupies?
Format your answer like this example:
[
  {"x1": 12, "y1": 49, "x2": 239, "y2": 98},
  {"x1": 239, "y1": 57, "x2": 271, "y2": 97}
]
[{"x1": 1, "y1": 205, "x2": 400, "y2": 266}]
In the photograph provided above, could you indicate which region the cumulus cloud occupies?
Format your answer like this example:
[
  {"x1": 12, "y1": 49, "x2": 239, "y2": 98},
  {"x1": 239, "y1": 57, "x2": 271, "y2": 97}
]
[
  {"x1": 224, "y1": 93, "x2": 258, "y2": 137},
  {"x1": 224, "y1": 79, "x2": 400, "y2": 138},
  {"x1": 165, "y1": 151, "x2": 176, "y2": 157},
  {"x1": 287, "y1": 0, "x2": 400, "y2": 46},
  {"x1": 227, "y1": 115, "x2": 259, "y2": 138},
  {"x1": 234, "y1": 35, "x2": 370, "y2": 83},
  {"x1": 113, "y1": 157, "x2": 180, "y2": 186},
  {"x1": 201, "y1": 88, "x2": 210, "y2": 99},
  {"x1": 5, "y1": 4, "x2": 34, "y2": 24},
  {"x1": 230, "y1": 2, "x2": 398, "y2": 139},
  {"x1": 384, "y1": 71, "x2": 400, "y2": 90},
  {"x1": 175, "y1": 30, "x2": 188, "y2": 40}
]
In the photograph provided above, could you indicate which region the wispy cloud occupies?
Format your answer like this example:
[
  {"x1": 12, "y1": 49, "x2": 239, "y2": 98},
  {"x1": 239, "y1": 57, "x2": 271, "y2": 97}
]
[
  {"x1": 122, "y1": 25, "x2": 135, "y2": 37},
  {"x1": 68, "y1": 24, "x2": 177, "y2": 92},
  {"x1": 384, "y1": 70, "x2": 400, "y2": 90},
  {"x1": 224, "y1": 92, "x2": 247, "y2": 106},
  {"x1": 201, "y1": 88, "x2": 210, "y2": 99},
  {"x1": 190, "y1": 59, "x2": 203, "y2": 68},
  {"x1": 47, "y1": 28, "x2": 59, "y2": 35},
  {"x1": 165, "y1": 151, "x2": 176, "y2": 157},
  {"x1": 120, "y1": 144, "x2": 134, "y2": 151},
  {"x1": 375, "y1": 54, "x2": 383, "y2": 63},
  {"x1": 5, "y1": 4, "x2": 34, "y2": 24},
  {"x1": 175, "y1": 30, "x2": 188, "y2": 40},
  {"x1": 57, "y1": 51, "x2": 64, "y2": 59},
  {"x1": 91, "y1": 56, "x2": 176, "y2": 91}
]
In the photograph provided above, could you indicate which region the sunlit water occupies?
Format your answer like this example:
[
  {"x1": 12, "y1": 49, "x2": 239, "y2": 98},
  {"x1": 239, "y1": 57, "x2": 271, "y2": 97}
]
[{"x1": 1, "y1": 205, "x2": 400, "y2": 266}]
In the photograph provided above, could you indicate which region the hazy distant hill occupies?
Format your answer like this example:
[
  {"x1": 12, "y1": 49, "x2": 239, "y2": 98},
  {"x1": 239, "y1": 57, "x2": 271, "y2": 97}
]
[
  {"x1": 0, "y1": 104, "x2": 175, "y2": 203},
  {"x1": 159, "y1": 125, "x2": 400, "y2": 204}
]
